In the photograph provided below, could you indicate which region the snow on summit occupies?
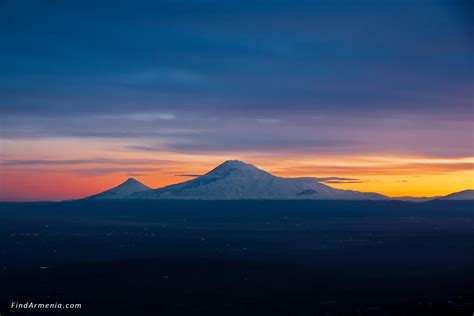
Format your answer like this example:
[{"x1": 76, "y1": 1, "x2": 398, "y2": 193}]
[
  {"x1": 204, "y1": 160, "x2": 274, "y2": 179},
  {"x1": 88, "y1": 178, "x2": 151, "y2": 199}
]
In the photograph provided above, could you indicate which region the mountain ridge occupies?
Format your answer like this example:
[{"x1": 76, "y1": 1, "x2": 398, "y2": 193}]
[
  {"x1": 87, "y1": 160, "x2": 474, "y2": 201},
  {"x1": 129, "y1": 160, "x2": 386, "y2": 200},
  {"x1": 436, "y1": 189, "x2": 474, "y2": 201}
]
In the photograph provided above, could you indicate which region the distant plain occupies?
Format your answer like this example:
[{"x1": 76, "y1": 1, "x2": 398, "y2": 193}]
[{"x1": 0, "y1": 200, "x2": 473, "y2": 315}]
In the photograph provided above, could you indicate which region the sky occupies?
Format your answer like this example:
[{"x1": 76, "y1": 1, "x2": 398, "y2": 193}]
[{"x1": 0, "y1": 0, "x2": 473, "y2": 201}]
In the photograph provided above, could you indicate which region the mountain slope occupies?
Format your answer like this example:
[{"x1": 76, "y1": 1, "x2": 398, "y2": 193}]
[
  {"x1": 88, "y1": 178, "x2": 151, "y2": 199},
  {"x1": 131, "y1": 160, "x2": 386, "y2": 200},
  {"x1": 391, "y1": 196, "x2": 437, "y2": 202},
  {"x1": 436, "y1": 189, "x2": 474, "y2": 200}
]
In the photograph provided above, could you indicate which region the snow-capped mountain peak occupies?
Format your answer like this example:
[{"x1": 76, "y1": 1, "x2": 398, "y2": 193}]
[
  {"x1": 130, "y1": 160, "x2": 386, "y2": 200},
  {"x1": 123, "y1": 177, "x2": 143, "y2": 185},
  {"x1": 205, "y1": 160, "x2": 273, "y2": 178},
  {"x1": 88, "y1": 178, "x2": 151, "y2": 199}
]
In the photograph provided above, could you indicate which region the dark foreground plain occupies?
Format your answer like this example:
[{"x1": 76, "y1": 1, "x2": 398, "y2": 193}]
[{"x1": 0, "y1": 200, "x2": 473, "y2": 315}]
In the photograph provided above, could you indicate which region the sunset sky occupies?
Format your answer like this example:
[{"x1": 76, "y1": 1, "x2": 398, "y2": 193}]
[{"x1": 0, "y1": 0, "x2": 473, "y2": 201}]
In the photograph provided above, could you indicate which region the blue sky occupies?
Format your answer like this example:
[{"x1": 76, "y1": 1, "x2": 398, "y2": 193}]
[{"x1": 2, "y1": 0, "x2": 472, "y2": 117}]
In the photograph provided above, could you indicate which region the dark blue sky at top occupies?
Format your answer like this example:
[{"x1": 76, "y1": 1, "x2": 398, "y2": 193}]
[
  {"x1": 1, "y1": 0, "x2": 472, "y2": 117},
  {"x1": 0, "y1": 0, "x2": 473, "y2": 159}
]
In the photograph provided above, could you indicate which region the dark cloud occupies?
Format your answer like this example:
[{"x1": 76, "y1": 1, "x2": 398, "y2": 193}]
[
  {"x1": 323, "y1": 180, "x2": 365, "y2": 184},
  {"x1": 175, "y1": 174, "x2": 203, "y2": 177},
  {"x1": 0, "y1": 158, "x2": 173, "y2": 166},
  {"x1": 316, "y1": 177, "x2": 360, "y2": 182},
  {"x1": 171, "y1": 175, "x2": 359, "y2": 180},
  {"x1": 1, "y1": 111, "x2": 472, "y2": 158},
  {"x1": 0, "y1": 1, "x2": 471, "y2": 119},
  {"x1": 277, "y1": 162, "x2": 473, "y2": 176},
  {"x1": 69, "y1": 167, "x2": 161, "y2": 176},
  {"x1": 126, "y1": 145, "x2": 159, "y2": 152},
  {"x1": 162, "y1": 138, "x2": 359, "y2": 153}
]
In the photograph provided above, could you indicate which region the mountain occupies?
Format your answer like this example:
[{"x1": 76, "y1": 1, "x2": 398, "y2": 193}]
[
  {"x1": 391, "y1": 196, "x2": 438, "y2": 202},
  {"x1": 393, "y1": 190, "x2": 474, "y2": 202},
  {"x1": 131, "y1": 160, "x2": 387, "y2": 200},
  {"x1": 88, "y1": 178, "x2": 151, "y2": 199},
  {"x1": 436, "y1": 189, "x2": 474, "y2": 201}
]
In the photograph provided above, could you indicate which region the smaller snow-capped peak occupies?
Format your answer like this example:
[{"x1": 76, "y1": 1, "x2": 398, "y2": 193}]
[
  {"x1": 88, "y1": 178, "x2": 151, "y2": 199},
  {"x1": 122, "y1": 178, "x2": 143, "y2": 185}
]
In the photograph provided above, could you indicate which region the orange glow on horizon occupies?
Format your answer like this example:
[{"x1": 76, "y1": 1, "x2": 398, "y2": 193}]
[
  {"x1": 0, "y1": 137, "x2": 472, "y2": 201},
  {"x1": 1, "y1": 151, "x2": 473, "y2": 201}
]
